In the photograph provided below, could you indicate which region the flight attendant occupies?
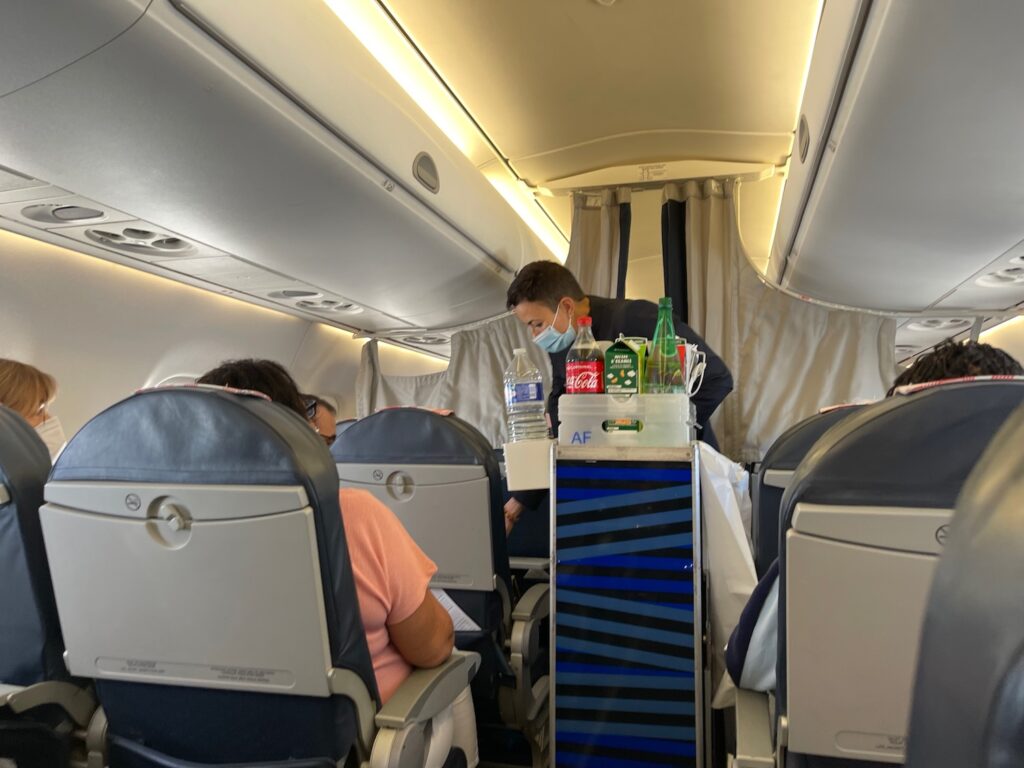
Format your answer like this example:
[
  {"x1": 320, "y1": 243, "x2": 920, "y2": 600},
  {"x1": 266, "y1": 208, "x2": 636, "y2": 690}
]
[{"x1": 504, "y1": 260, "x2": 733, "y2": 531}]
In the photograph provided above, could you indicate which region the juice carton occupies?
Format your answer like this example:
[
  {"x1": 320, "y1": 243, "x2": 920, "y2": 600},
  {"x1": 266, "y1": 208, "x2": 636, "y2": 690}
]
[{"x1": 604, "y1": 335, "x2": 646, "y2": 394}]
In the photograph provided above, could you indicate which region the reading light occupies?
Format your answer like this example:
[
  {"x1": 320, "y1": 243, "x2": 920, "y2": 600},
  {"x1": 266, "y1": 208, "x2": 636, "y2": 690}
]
[{"x1": 323, "y1": 0, "x2": 569, "y2": 262}]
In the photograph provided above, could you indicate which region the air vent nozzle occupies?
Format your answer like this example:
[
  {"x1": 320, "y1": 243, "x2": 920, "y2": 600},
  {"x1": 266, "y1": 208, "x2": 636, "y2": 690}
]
[
  {"x1": 976, "y1": 266, "x2": 1024, "y2": 289},
  {"x1": 22, "y1": 203, "x2": 105, "y2": 224},
  {"x1": 85, "y1": 226, "x2": 198, "y2": 257},
  {"x1": 906, "y1": 318, "x2": 971, "y2": 333},
  {"x1": 394, "y1": 334, "x2": 449, "y2": 346},
  {"x1": 268, "y1": 289, "x2": 321, "y2": 300},
  {"x1": 295, "y1": 298, "x2": 362, "y2": 314}
]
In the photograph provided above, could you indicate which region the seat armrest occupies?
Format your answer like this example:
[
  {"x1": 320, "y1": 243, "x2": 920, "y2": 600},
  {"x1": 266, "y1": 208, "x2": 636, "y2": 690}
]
[
  {"x1": 375, "y1": 650, "x2": 481, "y2": 730},
  {"x1": 509, "y1": 556, "x2": 550, "y2": 573},
  {"x1": 501, "y1": 584, "x2": 550, "y2": 728},
  {"x1": 511, "y1": 583, "x2": 550, "y2": 622},
  {"x1": 0, "y1": 680, "x2": 97, "y2": 727},
  {"x1": 86, "y1": 707, "x2": 108, "y2": 768},
  {"x1": 732, "y1": 688, "x2": 775, "y2": 768}
]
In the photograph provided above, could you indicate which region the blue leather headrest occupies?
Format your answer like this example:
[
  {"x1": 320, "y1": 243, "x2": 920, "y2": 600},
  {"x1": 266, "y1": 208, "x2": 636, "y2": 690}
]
[
  {"x1": 783, "y1": 380, "x2": 1024, "y2": 513},
  {"x1": 761, "y1": 405, "x2": 865, "y2": 472},
  {"x1": 331, "y1": 408, "x2": 497, "y2": 471},
  {"x1": 51, "y1": 387, "x2": 378, "y2": 700},
  {"x1": 0, "y1": 405, "x2": 64, "y2": 685}
]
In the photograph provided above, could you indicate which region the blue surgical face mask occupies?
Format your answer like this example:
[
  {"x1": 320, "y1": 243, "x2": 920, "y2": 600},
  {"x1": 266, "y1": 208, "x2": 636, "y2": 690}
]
[{"x1": 532, "y1": 304, "x2": 576, "y2": 354}]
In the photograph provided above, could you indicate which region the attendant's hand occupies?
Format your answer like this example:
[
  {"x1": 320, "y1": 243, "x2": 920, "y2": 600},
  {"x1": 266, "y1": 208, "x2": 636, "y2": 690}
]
[{"x1": 504, "y1": 497, "x2": 526, "y2": 535}]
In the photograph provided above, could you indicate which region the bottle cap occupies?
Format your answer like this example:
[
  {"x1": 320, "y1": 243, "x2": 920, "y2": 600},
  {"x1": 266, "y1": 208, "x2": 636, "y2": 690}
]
[
  {"x1": 578, "y1": 316, "x2": 592, "y2": 326},
  {"x1": 658, "y1": 297, "x2": 673, "y2": 308},
  {"x1": 513, "y1": 347, "x2": 525, "y2": 353}
]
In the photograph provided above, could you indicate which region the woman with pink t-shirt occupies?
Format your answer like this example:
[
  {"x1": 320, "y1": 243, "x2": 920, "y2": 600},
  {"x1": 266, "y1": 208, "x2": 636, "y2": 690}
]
[{"x1": 197, "y1": 359, "x2": 478, "y2": 767}]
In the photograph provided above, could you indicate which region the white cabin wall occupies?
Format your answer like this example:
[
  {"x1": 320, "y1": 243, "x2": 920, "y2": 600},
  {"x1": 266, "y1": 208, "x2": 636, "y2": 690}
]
[
  {"x1": 623, "y1": 177, "x2": 785, "y2": 304},
  {"x1": 0, "y1": 229, "x2": 446, "y2": 434},
  {"x1": 737, "y1": 176, "x2": 785, "y2": 275},
  {"x1": 289, "y1": 322, "x2": 448, "y2": 419},
  {"x1": 981, "y1": 316, "x2": 1024, "y2": 364},
  {"x1": 624, "y1": 190, "x2": 665, "y2": 303}
]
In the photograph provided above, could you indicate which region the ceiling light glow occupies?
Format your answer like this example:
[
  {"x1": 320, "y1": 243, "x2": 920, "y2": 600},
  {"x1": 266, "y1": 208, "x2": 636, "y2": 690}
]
[{"x1": 322, "y1": 0, "x2": 568, "y2": 262}]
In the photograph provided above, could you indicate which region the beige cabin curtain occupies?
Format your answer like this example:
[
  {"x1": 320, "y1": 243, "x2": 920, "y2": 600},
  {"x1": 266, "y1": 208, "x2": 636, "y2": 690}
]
[
  {"x1": 666, "y1": 179, "x2": 897, "y2": 462},
  {"x1": 564, "y1": 188, "x2": 631, "y2": 296},
  {"x1": 356, "y1": 314, "x2": 551, "y2": 447}
]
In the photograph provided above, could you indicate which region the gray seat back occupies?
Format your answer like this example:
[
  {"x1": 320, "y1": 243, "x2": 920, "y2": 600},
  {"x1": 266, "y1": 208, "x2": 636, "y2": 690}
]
[
  {"x1": 332, "y1": 408, "x2": 509, "y2": 596},
  {"x1": 41, "y1": 387, "x2": 377, "y2": 764},
  {"x1": 777, "y1": 379, "x2": 1024, "y2": 763},
  {"x1": 906, "y1": 402, "x2": 1024, "y2": 768}
]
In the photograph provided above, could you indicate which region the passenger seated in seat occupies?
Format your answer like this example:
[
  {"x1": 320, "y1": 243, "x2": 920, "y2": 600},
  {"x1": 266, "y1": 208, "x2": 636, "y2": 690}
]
[
  {"x1": 303, "y1": 394, "x2": 338, "y2": 447},
  {"x1": 0, "y1": 358, "x2": 66, "y2": 460},
  {"x1": 725, "y1": 340, "x2": 1023, "y2": 692},
  {"x1": 887, "y1": 338, "x2": 1023, "y2": 394},
  {"x1": 196, "y1": 360, "x2": 455, "y2": 700}
]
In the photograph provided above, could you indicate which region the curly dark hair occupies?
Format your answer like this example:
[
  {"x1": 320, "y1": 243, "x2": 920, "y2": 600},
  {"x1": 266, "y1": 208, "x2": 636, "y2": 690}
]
[
  {"x1": 890, "y1": 340, "x2": 1023, "y2": 394},
  {"x1": 506, "y1": 260, "x2": 586, "y2": 311},
  {"x1": 197, "y1": 359, "x2": 308, "y2": 419}
]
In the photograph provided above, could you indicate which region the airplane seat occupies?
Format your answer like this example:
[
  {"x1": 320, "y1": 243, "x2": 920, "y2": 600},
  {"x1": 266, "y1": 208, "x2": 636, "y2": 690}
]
[
  {"x1": 905, "y1": 401, "x2": 1024, "y2": 768},
  {"x1": 39, "y1": 387, "x2": 479, "y2": 767},
  {"x1": 332, "y1": 409, "x2": 550, "y2": 766},
  {"x1": 766, "y1": 379, "x2": 1024, "y2": 767},
  {"x1": 336, "y1": 417, "x2": 358, "y2": 436},
  {"x1": 0, "y1": 404, "x2": 97, "y2": 767},
  {"x1": 751, "y1": 405, "x2": 864, "y2": 578}
]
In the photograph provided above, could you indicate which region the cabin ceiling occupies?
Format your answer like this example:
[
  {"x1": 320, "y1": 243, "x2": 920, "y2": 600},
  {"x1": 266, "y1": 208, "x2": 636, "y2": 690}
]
[
  {"x1": 779, "y1": 0, "x2": 1024, "y2": 324},
  {"x1": 385, "y1": 0, "x2": 817, "y2": 182},
  {"x1": 383, "y1": 0, "x2": 821, "y2": 234}
]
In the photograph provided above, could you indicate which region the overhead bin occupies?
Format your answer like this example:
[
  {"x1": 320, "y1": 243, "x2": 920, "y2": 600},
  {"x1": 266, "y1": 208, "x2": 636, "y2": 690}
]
[
  {"x1": 0, "y1": 0, "x2": 148, "y2": 99},
  {"x1": 773, "y1": 0, "x2": 1024, "y2": 315},
  {"x1": 0, "y1": 0, "x2": 552, "y2": 333}
]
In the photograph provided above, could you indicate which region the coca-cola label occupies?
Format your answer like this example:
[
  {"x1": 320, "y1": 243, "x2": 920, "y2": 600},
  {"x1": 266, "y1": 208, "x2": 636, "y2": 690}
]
[
  {"x1": 510, "y1": 382, "x2": 543, "y2": 404},
  {"x1": 566, "y1": 361, "x2": 604, "y2": 393}
]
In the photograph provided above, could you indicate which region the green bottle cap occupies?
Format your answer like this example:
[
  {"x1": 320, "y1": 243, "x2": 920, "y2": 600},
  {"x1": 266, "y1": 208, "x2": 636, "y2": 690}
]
[{"x1": 658, "y1": 297, "x2": 673, "y2": 309}]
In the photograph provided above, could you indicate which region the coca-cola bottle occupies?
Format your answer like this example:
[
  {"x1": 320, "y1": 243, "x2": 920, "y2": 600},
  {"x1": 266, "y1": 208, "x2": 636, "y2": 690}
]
[{"x1": 565, "y1": 316, "x2": 605, "y2": 394}]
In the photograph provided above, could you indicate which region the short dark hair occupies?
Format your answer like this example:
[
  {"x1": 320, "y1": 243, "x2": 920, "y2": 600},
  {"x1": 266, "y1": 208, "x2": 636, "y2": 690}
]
[
  {"x1": 890, "y1": 340, "x2": 1023, "y2": 394},
  {"x1": 197, "y1": 359, "x2": 308, "y2": 418},
  {"x1": 506, "y1": 261, "x2": 585, "y2": 311},
  {"x1": 314, "y1": 396, "x2": 337, "y2": 416}
]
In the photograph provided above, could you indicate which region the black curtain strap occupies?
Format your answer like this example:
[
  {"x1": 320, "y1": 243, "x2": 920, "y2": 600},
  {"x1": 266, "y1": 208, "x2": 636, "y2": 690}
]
[
  {"x1": 616, "y1": 203, "x2": 632, "y2": 299},
  {"x1": 661, "y1": 199, "x2": 688, "y2": 323}
]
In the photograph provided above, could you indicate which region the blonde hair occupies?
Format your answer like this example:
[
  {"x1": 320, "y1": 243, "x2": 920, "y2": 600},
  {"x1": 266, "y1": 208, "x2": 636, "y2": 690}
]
[{"x1": 0, "y1": 359, "x2": 57, "y2": 420}]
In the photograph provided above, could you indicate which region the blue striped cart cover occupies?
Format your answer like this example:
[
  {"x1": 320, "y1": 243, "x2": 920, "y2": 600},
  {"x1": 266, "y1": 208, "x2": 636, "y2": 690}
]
[{"x1": 553, "y1": 454, "x2": 701, "y2": 767}]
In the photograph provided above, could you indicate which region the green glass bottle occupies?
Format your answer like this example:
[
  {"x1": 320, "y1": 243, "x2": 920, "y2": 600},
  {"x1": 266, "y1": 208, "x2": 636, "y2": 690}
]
[{"x1": 644, "y1": 297, "x2": 685, "y2": 394}]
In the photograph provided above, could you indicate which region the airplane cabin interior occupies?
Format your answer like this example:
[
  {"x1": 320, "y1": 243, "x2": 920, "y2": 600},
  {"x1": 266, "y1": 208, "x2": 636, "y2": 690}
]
[{"x1": 0, "y1": 2, "x2": 1022, "y2": 768}]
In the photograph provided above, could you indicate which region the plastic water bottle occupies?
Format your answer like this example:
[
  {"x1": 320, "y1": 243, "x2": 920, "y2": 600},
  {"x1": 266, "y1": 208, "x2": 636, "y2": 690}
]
[{"x1": 504, "y1": 348, "x2": 549, "y2": 442}]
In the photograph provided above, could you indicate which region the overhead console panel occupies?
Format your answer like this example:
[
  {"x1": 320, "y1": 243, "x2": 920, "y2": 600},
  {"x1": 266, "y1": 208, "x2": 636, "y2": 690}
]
[
  {"x1": 774, "y1": 0, "x2": 1024, "y2": 315},
  {"x1": 0, "y1": 0, "x2": 550, "y2": 338}
]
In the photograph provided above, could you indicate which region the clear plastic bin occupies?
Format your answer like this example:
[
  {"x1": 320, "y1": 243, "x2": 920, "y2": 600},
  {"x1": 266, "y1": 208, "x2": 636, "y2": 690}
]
[{"x1": 557, "y1": 393, "x2": 693, "y2": 448}]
